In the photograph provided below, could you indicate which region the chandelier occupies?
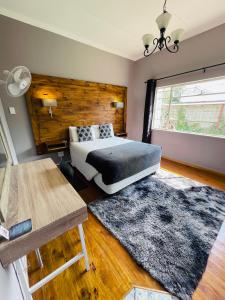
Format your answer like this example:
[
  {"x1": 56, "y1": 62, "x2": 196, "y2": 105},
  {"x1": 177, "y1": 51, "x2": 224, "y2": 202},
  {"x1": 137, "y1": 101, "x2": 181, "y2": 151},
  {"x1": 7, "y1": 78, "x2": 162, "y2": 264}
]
[{"x1": 142, "y1": 0, "x2": 184, "y2": 57}]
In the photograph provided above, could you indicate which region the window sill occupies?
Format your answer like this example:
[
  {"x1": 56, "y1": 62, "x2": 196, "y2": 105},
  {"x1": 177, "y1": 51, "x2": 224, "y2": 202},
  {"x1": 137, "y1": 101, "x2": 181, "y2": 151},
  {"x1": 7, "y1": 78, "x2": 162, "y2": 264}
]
[{"x1": 152, "y1": 129, "x2": 225, "y2": 140}]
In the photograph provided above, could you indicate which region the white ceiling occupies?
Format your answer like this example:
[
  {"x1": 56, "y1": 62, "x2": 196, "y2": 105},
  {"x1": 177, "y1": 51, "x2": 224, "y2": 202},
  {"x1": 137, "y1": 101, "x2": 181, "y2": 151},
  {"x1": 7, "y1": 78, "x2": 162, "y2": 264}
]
[{"x1": 0, "y1": 0, "x2": 225, "y2": 61}]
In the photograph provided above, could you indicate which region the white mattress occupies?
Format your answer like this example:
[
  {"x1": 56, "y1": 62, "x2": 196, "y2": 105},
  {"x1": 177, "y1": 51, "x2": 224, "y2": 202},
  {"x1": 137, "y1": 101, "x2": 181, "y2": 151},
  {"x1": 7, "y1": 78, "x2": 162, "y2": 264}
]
[
  {"x1": 70, "y1": 137, "x2": 159, "y2": 194},
  {"x1": 94, "y1": 163, "x2": 160, "y2": 194}
]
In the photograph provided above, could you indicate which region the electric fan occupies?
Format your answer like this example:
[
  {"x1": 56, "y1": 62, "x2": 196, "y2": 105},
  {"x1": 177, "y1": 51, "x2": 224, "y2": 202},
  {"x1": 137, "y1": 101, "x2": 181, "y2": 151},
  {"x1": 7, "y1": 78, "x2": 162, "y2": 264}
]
[{"x1": 0, "y1": 66, "x2": 32, "y2": 97}]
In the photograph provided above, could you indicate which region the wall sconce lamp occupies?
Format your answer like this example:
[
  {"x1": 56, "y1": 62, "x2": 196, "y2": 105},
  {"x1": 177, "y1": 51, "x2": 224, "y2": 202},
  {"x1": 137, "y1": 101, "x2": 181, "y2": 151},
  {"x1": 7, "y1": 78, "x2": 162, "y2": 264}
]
[
  {"x1": 42, "y1": 99, "x2": 57, "y2": 118},
  {"x1": 112, "y1": 101, "x2": 124, "y2": 109}
]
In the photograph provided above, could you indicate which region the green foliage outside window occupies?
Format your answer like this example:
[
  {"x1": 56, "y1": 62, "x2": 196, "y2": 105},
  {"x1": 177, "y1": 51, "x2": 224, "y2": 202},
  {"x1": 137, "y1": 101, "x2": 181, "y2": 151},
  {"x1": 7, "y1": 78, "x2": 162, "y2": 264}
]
[
  {"x1": 174, "y1": 107, "x2": 225, "y2": 137},
  {"x1": 155, "y1": 80, "x2": 225, "y2": 138}
]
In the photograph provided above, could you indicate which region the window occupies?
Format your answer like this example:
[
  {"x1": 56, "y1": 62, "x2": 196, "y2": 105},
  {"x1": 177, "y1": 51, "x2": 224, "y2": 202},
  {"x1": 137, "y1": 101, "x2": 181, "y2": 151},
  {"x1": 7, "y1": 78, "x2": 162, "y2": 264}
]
[{"x1": 153, "y1": 77, "x2": 225, "y2": 138}]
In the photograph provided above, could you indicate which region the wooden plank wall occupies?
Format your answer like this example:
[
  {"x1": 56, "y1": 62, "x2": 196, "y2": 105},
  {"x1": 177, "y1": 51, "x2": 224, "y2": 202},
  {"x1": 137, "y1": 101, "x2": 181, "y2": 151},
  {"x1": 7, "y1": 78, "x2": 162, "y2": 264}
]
[{"x1": 26, "y1": 74, "x2": 127, "y2": 154}]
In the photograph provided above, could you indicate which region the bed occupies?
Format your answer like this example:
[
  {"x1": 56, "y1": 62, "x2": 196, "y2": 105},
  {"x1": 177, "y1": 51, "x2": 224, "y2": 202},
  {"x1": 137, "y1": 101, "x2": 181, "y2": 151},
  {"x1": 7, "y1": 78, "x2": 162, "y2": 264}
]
[{"x1": 70, "y1": 125, "x2": 161, "y2": 194}]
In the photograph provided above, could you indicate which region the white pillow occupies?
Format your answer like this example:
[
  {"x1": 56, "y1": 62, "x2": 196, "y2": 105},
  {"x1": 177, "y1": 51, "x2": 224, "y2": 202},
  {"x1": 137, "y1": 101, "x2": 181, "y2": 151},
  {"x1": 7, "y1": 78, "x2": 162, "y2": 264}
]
[
  {"x1": 69, "y1": 126, "x2": 78, "y2": 142},
  {"x1": 91, "y1": 125, "x2": 100, "y2": 139},
  {"x1": 109, "y1": 123, "x2": 114, "y2": 137}
]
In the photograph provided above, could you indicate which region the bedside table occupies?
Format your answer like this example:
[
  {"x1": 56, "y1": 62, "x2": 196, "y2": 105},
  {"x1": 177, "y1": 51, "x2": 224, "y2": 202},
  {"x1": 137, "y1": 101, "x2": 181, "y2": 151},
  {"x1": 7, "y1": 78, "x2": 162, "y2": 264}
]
[
  {"x1": 115, "y1": 132, "x2": 127, "y2": 138},
  {"x1": 45, "y1": 140, "x2": 68, "y2": 153}
]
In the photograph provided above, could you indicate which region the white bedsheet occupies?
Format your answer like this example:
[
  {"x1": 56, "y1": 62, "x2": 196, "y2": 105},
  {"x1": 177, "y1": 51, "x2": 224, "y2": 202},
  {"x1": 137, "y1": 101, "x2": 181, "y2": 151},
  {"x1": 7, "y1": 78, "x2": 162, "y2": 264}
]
[{"x1": 70, "y1": 137, "x2": 132, "y2": 181}]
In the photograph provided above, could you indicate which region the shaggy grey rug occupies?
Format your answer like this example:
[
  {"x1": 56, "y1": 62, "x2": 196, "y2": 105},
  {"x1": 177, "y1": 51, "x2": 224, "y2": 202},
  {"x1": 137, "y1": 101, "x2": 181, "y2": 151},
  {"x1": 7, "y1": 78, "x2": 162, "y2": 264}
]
[{"x1": 88, "y1": 170, "x2": 225, "y2": 300}]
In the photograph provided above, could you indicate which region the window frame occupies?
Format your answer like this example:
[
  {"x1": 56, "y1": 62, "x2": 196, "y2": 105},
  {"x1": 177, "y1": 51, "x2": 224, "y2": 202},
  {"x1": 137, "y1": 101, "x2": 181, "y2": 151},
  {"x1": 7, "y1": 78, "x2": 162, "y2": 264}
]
[{"x1": 152, "y1": 75, "x2": 225, "y2": 139}]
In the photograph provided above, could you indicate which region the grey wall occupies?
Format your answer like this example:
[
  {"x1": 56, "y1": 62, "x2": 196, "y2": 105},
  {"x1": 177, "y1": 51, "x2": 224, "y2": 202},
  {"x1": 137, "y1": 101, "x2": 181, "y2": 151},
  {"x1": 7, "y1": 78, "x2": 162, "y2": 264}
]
[
  {"x1": 128, "y1": 23, "x2": 225, "y2": 173},
  {"x1": 0, "y1": 14, "x2": 133, "y2": 162}
]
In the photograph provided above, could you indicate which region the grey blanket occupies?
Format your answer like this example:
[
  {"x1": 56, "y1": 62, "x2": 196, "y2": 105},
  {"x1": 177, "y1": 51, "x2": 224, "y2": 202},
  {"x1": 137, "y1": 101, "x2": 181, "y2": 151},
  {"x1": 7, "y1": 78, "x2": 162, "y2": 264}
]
[{"x1": 86, "y1": 141, "x2": 162, "y2": 185}]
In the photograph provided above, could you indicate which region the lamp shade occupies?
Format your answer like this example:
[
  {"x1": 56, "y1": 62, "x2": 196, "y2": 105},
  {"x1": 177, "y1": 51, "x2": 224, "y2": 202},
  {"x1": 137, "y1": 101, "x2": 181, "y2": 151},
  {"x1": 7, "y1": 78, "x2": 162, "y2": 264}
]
[
  {"x1": 156, "y1": 11, "x2": 172, "y2": 30},
  {"x1": 42, "y1": 99, "x2": 57, "y2": 107},
  {"x1": 142, "y1": 34, "x2": 154, "y2": 47},
  {"x1": 112, "y1": 101, "x2": 124, "y2": 109},
  {"x1": 171, "y1": 28, "x2": 184, "y2": 43}
]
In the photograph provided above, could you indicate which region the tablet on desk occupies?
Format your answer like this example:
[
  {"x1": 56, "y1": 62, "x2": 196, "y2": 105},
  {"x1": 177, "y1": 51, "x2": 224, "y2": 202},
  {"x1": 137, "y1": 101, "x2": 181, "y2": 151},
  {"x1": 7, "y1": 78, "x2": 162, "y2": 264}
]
[
  {"x1": 0, "y1": 219, "x2": 32, "y2": 241},
  {"x1": 9, "y1": 219, "x2": 32, "y2": 240}
]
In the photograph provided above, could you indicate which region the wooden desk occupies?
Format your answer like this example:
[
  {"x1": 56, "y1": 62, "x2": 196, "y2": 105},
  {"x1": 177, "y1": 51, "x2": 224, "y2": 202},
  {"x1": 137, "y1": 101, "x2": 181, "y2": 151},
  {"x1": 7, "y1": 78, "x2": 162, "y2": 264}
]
[{"x1": 0, "y1": 158, "x2": 89, "y2": 299}]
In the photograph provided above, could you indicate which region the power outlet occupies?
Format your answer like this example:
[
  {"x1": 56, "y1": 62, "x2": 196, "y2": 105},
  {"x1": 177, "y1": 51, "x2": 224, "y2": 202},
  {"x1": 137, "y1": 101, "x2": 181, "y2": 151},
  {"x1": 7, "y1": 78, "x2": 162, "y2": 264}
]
[{"x1": 58, "y1": 151, "x2": 64, "y2": 158}]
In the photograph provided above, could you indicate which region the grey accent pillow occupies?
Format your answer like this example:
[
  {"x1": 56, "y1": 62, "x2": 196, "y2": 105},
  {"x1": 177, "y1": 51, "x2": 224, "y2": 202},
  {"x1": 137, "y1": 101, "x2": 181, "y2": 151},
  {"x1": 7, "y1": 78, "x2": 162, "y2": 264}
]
[
  {"x1": 77, "y1": 126, "x2": 93, "y2": 142},
  {"x1": 99, "y1": 123, "x2": 113, "y2": 139}
]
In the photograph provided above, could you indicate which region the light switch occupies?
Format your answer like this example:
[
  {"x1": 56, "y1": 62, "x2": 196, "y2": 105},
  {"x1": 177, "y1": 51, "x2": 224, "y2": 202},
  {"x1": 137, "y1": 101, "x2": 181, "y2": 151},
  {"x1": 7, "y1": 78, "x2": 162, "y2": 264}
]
[{"x1": 9, "y1": 107, "x2": 16, "y2": 115}]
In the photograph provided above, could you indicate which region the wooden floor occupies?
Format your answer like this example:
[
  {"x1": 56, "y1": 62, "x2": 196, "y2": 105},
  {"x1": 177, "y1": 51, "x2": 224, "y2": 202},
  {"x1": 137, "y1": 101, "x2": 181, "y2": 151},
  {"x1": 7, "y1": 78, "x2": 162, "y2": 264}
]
[{"x1": 28, "y1": 159, "x2": 225, "y2": 300}]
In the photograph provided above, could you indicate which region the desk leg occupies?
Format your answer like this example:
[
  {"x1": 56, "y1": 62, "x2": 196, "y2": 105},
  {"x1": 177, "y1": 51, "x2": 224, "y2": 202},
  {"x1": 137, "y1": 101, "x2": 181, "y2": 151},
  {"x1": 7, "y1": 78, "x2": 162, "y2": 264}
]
[
  {"x1": 14, "y1": 259, "x2": 33, "y2": 300},
  {"x1": 78, "y1": 223, "x2": 90, "y2": 271},
  {"x1": 14, "y1": 223, "x2": 90, "y2": 299},
  {"x1": 35, "y1": 248, "x2": 44, "y2": 268}
]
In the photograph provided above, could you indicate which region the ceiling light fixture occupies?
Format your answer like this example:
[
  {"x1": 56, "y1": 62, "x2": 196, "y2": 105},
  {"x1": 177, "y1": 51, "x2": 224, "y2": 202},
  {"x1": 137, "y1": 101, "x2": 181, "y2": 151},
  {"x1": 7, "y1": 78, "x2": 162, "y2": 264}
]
[{"x1": 142, "y1": 0, "x2": 184, "y2": 57}]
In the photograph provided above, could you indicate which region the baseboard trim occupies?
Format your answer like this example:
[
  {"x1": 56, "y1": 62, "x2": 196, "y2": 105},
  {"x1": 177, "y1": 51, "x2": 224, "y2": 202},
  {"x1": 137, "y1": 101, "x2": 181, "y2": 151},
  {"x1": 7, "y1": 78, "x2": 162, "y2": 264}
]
[{"x1": 162, "y1": 156, "x2": 225, "y2": 178}]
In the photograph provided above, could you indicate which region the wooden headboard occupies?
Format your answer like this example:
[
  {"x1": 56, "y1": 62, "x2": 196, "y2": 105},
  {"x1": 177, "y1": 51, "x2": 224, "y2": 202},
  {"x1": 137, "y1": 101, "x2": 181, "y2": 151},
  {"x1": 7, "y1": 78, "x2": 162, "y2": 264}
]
[{"x1": 26, "y1": 74, "x2": 127, "y2": 154}]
